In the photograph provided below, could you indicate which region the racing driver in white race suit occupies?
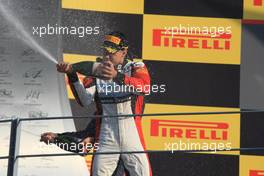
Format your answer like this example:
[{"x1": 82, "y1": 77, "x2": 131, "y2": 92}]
[{"x1": 56, "y1": 31, "x2": 152, "y2": 176}]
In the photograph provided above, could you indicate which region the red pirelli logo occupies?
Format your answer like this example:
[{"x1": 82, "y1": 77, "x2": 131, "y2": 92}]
[
  {"x1": 254, "y1": 0, "x2": 263, "y2": 6},
  {"x1": 152, "y1": 29, "x2": 231, "y2": 50},
  {"x1": 250, "y1": 170, "x2": 264, "y2": 176},
  {"x1": 151, "y1": 119, "x2": 229, "y2": 140}
]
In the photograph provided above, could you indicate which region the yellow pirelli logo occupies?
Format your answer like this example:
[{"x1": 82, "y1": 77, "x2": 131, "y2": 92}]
[
  {"x1": 150, "y1": 119, "x2": 229, "y2": 140},
  {"x1": 244, "y1": 0, "x2": 264, "y2": 20},
  {"x1": 152, "y1": 29, "x2": 232, "y2": 52},
  {"x1": 142, "y1": 104, "x2": 240, "y2": 155},
  {"x1": 143, "y1": 15, "x2": 241, "y2": 64},
  {"x1": 240, "y1": 156, "x2": 264, "y2": 176}
]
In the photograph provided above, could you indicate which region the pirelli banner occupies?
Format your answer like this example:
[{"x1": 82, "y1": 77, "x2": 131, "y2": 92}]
[
  {"x1": 144, "y1": 15, "x2": 241, "y2": 64},
  {"x1": 61, "y1": 0, "x2": 264, "y2": 176}
]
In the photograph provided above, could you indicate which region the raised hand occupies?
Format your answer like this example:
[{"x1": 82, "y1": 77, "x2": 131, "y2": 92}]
[
  {"x1": 40, "y1": 132, "x2": 58, "y2": 144},
  {"x1": 56, "y1": 61, "x2": 72, "y2": 73}
]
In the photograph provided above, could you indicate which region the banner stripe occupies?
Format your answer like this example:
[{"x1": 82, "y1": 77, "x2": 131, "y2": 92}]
[{"x1": 145, "y1": 60, "x2": 240, "y2": 107}]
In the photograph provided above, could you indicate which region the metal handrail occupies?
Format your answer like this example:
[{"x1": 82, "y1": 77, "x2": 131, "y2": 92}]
[
  {"x1": 14, "y1": 147, "x2": 264, "y2": 159},
  {"x1": 1, "y1": 109, "x2": 264, "y2": 176},
  {"x1": 0, "y1": 109, "x2": 262, "y2": 124}
]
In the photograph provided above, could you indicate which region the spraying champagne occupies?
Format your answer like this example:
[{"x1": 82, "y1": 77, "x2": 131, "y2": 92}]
[{"x1": 0, "y1": 2, "x2": 58, "y2": 64}]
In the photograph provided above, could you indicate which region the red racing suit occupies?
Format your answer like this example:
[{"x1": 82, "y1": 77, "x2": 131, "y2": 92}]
[{"x1": 68, "y1": 60, "x2": 152, "y2": 176}]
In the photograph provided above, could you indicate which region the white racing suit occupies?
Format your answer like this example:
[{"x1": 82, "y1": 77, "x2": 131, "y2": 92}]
[{"x1": 68, "y1": 60, "x2": 152, "y2": 176}]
